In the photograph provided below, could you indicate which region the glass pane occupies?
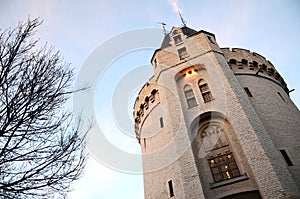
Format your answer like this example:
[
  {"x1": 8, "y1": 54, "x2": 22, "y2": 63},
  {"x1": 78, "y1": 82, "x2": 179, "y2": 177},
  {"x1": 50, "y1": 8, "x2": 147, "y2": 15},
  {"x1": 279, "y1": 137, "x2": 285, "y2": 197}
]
[
  {"x1": 200, "y1": 84, "x2": 209, "y2": 92},
  {"x1": 212, "y1": 167, "x2": 219, "y2": 174},
  {"x1": 231, "y1": 169, "x2": 240, "y2": 177},
  {"x1": 229, "y1": 162, "x2": 237, "y2": 169},
  {"x1": 203, "y1": 92, "x2": 212, "y2": 102},
  {"x1": 187, "y1": 98, "x2": 197, "y2": 107},
  {"x1": 185, "y1": 89, "x2": 194, "y2": 98},
  {"x1": 214, "y1": 174, "x2": 222, "y2": 182}
]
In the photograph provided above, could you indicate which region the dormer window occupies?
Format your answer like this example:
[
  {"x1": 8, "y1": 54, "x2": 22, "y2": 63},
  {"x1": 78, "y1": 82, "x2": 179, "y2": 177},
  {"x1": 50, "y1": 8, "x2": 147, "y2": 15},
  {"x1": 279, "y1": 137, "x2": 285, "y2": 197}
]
[{"x1": 174, "y1": 35, "x2": 182, "y2": 45}]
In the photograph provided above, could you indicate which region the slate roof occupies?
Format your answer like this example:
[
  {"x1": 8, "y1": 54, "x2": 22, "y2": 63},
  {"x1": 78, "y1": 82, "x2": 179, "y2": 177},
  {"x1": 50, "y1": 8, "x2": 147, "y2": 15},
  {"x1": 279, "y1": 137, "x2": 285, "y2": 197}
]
[{"x1": 160, "y1": 26, "x2": 198, "y2": 48}]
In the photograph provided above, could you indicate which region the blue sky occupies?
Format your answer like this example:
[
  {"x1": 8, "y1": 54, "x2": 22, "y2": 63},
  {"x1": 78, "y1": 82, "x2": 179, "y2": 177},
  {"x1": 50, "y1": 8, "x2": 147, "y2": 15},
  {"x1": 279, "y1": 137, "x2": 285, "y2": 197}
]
[{"x1": 0, "y1": 1, "x2": 299, "y2": 199}]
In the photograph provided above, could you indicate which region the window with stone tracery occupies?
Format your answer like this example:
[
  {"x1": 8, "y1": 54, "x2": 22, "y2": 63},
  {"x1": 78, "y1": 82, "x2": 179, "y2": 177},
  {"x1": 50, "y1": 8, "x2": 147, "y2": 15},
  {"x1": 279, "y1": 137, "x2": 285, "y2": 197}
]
[{"x1": 200, "y1": 124, "x2": 241, "y2": 183}]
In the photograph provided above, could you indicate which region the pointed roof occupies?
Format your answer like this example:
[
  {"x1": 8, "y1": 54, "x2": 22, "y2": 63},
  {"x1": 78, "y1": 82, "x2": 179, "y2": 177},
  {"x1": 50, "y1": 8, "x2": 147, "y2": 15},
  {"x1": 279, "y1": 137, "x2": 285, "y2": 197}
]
[{"x1": 160, "y1": 26, "x2": 198, "y2": 48}]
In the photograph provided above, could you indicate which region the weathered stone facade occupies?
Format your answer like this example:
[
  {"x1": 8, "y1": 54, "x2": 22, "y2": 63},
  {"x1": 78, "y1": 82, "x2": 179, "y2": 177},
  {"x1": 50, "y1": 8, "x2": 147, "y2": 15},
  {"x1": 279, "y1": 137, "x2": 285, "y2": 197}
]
[{"x1": 133, "y1": 26, "x2": 300, "y2": 199}]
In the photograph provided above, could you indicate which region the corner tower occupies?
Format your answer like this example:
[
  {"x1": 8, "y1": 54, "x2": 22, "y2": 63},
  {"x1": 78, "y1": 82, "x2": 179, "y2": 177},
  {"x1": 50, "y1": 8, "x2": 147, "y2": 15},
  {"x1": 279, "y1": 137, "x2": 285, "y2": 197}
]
[{"x1": 133, "y1": 26, "x2": 300, "y2": 199}]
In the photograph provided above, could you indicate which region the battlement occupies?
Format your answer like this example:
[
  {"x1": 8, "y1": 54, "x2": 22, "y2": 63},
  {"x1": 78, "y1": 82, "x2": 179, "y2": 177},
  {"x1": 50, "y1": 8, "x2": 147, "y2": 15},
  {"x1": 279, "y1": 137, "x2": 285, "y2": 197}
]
[
  {"x1": 221, "y1": 48, "x2": 288, "y2": 93},
  {"x1": 133, "y1": 83, "x2": 159, "y2": 141}
]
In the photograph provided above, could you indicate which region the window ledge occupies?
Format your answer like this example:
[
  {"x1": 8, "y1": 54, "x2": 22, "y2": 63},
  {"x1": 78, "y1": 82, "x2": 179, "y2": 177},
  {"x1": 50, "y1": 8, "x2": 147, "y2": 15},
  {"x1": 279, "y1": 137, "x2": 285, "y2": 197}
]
[{"x1": 209, "y1": 173, "x2": 249, "y2": 189}]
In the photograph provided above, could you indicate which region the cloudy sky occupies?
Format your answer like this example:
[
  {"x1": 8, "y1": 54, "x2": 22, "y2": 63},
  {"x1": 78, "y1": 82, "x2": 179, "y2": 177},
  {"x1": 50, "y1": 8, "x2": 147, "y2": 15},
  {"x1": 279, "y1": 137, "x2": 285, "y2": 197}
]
[{"x1": 0, "y1": 1, "x2": 299, "y2": 199}]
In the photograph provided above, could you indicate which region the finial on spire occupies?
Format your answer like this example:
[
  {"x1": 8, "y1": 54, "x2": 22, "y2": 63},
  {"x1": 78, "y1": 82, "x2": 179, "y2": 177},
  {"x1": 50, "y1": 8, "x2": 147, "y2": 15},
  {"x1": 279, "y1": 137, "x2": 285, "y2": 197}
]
[
  {"x1": 157, "y1": 22, "x2": 167, "y2": 35},
  {"x1": 178, "y1": 11, "x2": 187, "y2": 27}
]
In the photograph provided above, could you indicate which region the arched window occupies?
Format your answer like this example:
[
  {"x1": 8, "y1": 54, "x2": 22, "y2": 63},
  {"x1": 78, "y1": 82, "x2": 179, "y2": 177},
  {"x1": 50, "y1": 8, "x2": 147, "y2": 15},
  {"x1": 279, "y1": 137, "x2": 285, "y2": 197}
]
[
  {"x1": 184, "y1": 85, "x2": 197, "y2": 108},
  {"x1": 199, "y1": 80, "x2": 213, "y2": 102},
  {"x1": 199, "y1": 124, "x2": 241, "y2": 183}
]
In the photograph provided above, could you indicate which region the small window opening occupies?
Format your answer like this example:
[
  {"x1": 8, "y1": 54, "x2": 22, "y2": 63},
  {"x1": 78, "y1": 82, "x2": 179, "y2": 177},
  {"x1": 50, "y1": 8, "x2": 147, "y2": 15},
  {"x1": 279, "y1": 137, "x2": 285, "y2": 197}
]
[
  {"x1": 143, "y1": 138, "x2": 146, "y2": 148},
  {"x1": 244, "y1": 87, "x2": 253, "y2": 97},
  {"x1": 168, "y1": 180, "x2": 174, "y2": 197},
  {"x1": 174, "y1": 35, "x2": 182, "y2": 44},
  {"x1": 159, "y1": 117, "x2": 164, "y2": 128},
  {"x1": 178, "y1": 47, "x2": 188, "y2": 60},
  {"x1": 277, "y1": 92, "x2": 285, "y2": 102},
  {"x1": 229, "y1": 59, "x2": 237, "y2": 66},
  {"x1": 154, "y1": 59, "x2": 157, "y2": 68},
  {"x1": 207, "y1": 36, "x2": 215, "y2": 44},
  {"x1": 280, "y1": 150, "x2": 294, "y2": 166}
]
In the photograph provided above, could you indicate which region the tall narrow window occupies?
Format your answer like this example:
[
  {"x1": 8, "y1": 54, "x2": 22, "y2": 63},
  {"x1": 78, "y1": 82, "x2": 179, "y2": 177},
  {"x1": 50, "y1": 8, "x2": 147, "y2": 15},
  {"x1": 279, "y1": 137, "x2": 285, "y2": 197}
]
[
  {"x1": 244, "y1": 87, "x2": 253, "y2": 97},
  {"x1": 184, "y1": 85, "x2": 197, "y2": 108},
  {"x1": 159, "y1": 117, "x2": 164, "y2": 128},
  {"x1": 277, "y1": 92, "x2": 285, "y2": 102},
  {"x1": 280, "y1": 150, "x2": 293, "y2": 166},
  {"x1": 199, "y1": 80, "x2": 213, "y2": 102},
  {"x1": 168, "y1": 180, "x2": 174, "y2": 197},
  {"x1": 143, "y1": 138, "x2": 146, "y2": 148}
]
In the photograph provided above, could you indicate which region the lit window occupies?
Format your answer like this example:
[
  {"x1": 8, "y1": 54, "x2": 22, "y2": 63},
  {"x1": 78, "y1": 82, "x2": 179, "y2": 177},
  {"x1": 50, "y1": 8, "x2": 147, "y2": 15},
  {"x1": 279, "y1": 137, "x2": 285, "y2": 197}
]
[
  {"x1": 199, "y1": 124, "x2": 241, "y2": 183},
  {"x1": 178, "y1": 47, "x2": 188, "y2": 60},
  {"x1": 184, "y1": 85, "x2": 197, "y2": 108},
  {"x1": 208, "y1": 153, "x2": 240, "y2": 183},
  {"x1": 199, "y1": 80, "x2": 213, "y2": 102}
]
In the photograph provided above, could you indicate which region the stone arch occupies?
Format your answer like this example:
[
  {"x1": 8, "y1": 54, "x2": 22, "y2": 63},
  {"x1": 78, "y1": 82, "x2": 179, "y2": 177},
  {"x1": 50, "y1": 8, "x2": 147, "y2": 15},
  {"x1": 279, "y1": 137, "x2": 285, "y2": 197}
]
[{"x1": 190, "y1": 111, "x2": 247, "y2": 190}]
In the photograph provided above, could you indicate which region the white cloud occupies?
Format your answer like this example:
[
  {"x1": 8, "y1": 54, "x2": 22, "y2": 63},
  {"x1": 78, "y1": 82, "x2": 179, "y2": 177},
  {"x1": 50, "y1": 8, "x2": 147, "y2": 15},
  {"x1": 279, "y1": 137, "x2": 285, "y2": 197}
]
[{"x1": 168, "y1": 0, "x2": 181, "y2": 12}]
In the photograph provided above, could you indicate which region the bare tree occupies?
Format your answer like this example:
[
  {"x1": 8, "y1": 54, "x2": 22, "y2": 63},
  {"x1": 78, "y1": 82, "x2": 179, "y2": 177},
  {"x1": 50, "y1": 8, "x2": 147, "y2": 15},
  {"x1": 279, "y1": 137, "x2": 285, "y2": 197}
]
[{"x1": 0, "y1": 18, "x2": 88, "y2": 198}]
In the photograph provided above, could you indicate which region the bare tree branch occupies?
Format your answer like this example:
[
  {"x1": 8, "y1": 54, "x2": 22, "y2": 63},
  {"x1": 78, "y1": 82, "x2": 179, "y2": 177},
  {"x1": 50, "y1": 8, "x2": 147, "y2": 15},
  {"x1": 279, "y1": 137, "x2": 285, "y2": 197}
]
[{"x1": 0, "y1": 18, "x2": 89, "y2": 199}]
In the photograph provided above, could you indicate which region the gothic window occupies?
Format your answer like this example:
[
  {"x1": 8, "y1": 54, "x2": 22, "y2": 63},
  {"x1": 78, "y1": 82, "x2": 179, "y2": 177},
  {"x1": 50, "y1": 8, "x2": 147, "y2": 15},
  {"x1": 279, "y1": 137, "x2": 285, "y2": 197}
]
[
  {"x1": 208, "y1": 153, "x2": 240, "y2": 183},
  {"x1": 178, "y1": 47, "x2": 188, "y2": 60},
  {"x1": 199, "y1": 80, "x2": 213, "y2": 102},
  {"x1": 199, "y1": 124, "x2": 241, "y2": 183},
  {"x1": 184, "y1": 85, "x2": 197, "y2": 108},
  {"x1": 200, "y1": 125, "x2": 228, "y2": 152}
]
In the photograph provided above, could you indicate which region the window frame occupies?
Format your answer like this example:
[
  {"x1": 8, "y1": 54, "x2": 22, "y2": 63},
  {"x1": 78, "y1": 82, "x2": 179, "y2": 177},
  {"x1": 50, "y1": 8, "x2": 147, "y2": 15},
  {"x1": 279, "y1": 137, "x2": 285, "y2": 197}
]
[
  {"x1": 208, "y1": 152, "x2": 241, "y2": 183},
  {"x1": 184, "y1": 85, "x2": 197, "y2": 108},
  {"x1": 199, "y1": 81, "x2": 213, "y2": 103}
]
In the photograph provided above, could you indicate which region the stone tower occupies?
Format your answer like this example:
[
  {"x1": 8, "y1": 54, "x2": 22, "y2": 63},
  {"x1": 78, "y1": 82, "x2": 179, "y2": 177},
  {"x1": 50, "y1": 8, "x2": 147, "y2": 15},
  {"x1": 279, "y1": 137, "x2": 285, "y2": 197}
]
[{"x1": 133, "y1": 26, "x2": 300, "y2": 199}]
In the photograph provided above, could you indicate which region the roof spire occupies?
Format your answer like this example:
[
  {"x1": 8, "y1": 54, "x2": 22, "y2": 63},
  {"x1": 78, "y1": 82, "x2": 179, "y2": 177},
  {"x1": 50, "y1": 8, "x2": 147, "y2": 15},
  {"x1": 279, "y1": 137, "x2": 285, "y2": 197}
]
[
  {"x1": 157, "y1": 22, "x2": 167, "y2": 35},
  {"x1": 178, "y1": 10, "x2": 187, "y2": 27}
]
